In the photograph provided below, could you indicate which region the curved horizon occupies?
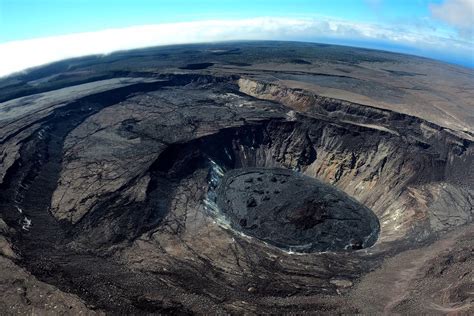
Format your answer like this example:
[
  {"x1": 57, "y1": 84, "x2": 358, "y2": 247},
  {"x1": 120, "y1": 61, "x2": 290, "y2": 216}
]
[{"x1": 1, "y1": 1, "x2": 473, "y2": 77}]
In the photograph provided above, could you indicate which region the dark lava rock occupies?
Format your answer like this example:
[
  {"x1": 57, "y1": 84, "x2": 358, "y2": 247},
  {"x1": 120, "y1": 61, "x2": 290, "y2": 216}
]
[
  {"x1": 216, "y1": 168, "x2": 380, "y2": 252},
  {"x1": 179, "y1": 62, "x2": 215, "y2": 70}
]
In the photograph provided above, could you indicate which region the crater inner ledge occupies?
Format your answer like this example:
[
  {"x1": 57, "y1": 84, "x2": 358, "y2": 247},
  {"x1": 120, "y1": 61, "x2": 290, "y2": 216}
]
[{"x1": 215, "y1": 167, "x2": 380, "y2": 252}]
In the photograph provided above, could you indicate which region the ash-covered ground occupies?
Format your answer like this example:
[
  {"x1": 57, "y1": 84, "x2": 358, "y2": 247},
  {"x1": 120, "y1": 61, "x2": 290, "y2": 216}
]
[{"x1": 0, "y1": 42, "x2": 472, "y2": 314}]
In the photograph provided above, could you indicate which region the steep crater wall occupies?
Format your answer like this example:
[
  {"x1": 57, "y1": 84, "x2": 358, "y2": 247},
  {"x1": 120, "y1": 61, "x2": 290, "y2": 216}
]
[
  {"x1": 136, "y1": 114, "x2": 472, "y2": 249},
  {"x1": 236, "y1": 78, "x2": 473, "y2": 244}
]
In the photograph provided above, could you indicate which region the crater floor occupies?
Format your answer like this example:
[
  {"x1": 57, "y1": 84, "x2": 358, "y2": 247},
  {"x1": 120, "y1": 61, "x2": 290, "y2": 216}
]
[
  {"x1": 0, "y1": 41, "x2": 472, "y2": 314},
  {"x1": 215, "y1": 168, "x2": 379, "y2": 252}
]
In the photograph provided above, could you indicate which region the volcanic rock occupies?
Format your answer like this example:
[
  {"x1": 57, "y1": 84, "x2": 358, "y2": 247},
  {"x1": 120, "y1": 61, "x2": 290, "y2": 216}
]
[{"x1": 216, "y1": 168, "x2": 379, "y2": 251}]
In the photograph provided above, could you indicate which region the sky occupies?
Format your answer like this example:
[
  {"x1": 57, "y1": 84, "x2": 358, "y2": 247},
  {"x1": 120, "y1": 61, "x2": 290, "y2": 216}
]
[{"x1": 0, "y1": 0, "x2": 473, "y2": 76}]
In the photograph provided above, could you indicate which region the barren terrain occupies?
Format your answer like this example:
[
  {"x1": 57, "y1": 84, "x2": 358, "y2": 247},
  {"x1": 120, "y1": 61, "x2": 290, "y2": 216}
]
[{"x1": 0, "y1": 42, "x2": 472, "y2": 314}]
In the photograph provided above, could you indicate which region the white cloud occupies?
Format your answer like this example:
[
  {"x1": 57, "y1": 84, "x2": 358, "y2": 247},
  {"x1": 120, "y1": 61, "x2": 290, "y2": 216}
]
[
  {"x1": 430, "y1": 0, "x2": 474, "y2": 39},
  {"x1": 0, "y1": 17, "x2": 472, "y2": 77}
]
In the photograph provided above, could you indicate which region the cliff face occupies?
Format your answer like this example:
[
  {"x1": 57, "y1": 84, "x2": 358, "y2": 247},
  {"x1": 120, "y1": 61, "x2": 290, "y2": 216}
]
[
  {"x1": 0, "y1": 42, "x2": 472, "y2": 314},
  {"x1": 238, "y1": 78, "x2": 473, "y2": 243}
]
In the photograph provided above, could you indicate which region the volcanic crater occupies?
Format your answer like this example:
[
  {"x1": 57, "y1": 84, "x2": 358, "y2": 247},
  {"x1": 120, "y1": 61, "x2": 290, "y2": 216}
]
[{"x1": 0, "y1": 42, "x2": 472, "y2": 314}]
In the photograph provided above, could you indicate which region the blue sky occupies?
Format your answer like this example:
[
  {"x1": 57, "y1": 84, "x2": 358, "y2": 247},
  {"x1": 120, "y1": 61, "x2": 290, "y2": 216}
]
[
  {"x1": 0, "y1": 0, "x2": 473, "y2": 75},
  {"x1": 0, "y1": 0, "x2": 451, "y2": 41}
]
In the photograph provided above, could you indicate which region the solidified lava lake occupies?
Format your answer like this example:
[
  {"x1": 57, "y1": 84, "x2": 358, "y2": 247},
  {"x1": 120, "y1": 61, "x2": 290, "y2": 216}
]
[{"x1": 214, "y1": 168, "x2": 380, "y2": 252}]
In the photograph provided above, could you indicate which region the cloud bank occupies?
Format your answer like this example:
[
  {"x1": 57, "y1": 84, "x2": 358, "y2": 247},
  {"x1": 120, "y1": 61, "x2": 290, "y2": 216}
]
[
  {"x1": 430, "y1": 0, "x2": 474, "y2": 39},
  {"x1": 0, "y1": 17, "x2": 472, "y2": 77}
]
